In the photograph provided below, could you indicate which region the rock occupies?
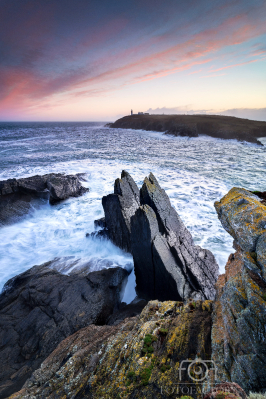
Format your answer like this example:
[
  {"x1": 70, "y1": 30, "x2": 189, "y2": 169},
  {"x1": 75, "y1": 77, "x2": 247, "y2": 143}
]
[
  {"x1": 86, "y1": 228, "x2": 110, "y2": 239},
  {"x1": 45, "y1": 173, "x2": 88, "y2": 204},
  {"x1": 101, "y1": 171, "x2": 219, "y2": 302},
  {"x1": 204, "y1": 381, "x2": 247, "y2": 399},
  {"x1": 94, "y1": 217, "x2": 106, "y2": 229},
  {"x1": 8, "y1": 299, "x2": 213, "y2": 399},
  {"x1": 102, "y1": 170, "x2": 140, "y2": 253},
  {"x1": 212, "y1": 188, "x2": 266, "y2": 391},
  {"x1": 0, "y1": 173, "x2": 89, "y2": 225},
  {"x1": 0, "y1": 261, "x2": 128, "y2": 398},
  {"x1": 106, "y1": 298, "x2": 148, "y2": 325},
  {"x1": 131, "y1": 173, "x2": 219, "y2": 301}
]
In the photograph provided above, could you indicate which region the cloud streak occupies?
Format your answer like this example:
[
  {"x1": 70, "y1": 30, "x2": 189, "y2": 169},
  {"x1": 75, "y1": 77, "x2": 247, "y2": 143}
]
[{"x1": 0, "y1": 0, "x2": 266, "y2": 118}]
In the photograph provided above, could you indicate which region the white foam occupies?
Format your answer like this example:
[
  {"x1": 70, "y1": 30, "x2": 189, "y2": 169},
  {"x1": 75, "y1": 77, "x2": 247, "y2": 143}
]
[{"x1": 1, "y1": 124, "x2": 266, "y2": 299}]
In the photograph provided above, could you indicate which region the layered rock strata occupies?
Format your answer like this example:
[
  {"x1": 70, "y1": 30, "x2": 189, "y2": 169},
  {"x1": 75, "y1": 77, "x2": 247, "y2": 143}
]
[
  {"x1": 0, "y1": 173, "x2": 88, "y2": 225},
  {"x1": 102, "y1": 170, "x2": 140, "y2": 253},
  {"x1": 8, "y1": 300, "x2": 213, "y2": 399},
  {"x1": 0, "y1": 261, "x2": 128, "y2": 399},
  {"x1": 212, "y1": 188, "x2": 266, "y2": 391},
  {"x1": 102, "y1": 171, "x2": 219, "y2": 301}
]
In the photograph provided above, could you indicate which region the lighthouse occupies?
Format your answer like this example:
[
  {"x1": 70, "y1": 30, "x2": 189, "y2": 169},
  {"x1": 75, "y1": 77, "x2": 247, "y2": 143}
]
[{"x1": 131, "y1": 109, "x2": 133, "y2": 115}]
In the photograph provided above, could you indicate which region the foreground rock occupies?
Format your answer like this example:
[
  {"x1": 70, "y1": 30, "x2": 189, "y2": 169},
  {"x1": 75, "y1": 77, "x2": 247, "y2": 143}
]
[
  {"x1": 110, "y1": 114, "x2": 266, "y2": 145},
  {"x1": 0, "y1": 173, "x2": 88, "y2": 225},
  {"x1": 102, "y1": 171, "x2": 219, "y2": 301},
  {"x1": 212, "y1": 188, "x2": 266, "y2": 391},
  {"x1": 0, "y1": 261, "x2": 128, "y2": 398},
  {"x1": 9, "y1": 300, "x2": 213, "y2": 399}
]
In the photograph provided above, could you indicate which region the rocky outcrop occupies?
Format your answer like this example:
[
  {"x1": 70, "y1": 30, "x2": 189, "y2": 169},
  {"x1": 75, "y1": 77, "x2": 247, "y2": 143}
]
[
  {"x1": 109, "y1": 114, "x2": 266, "y2": 145},
  {"x1": 132, "y1": 173, "x2": 219, "y2": 301},
  {"x1": 102, "y1": 171, "x2": 219, "y2": 301},
  {"x1": 8, "y1": 299, "x2": 213, "y2": 399},
  {"x1": 212, "y1": 188, "x2": 266, "y2": 392},
  {"x1": 102, "y1": 170, "x2": 140, "y2": 253},
  {"x1": 0, "y1": 260, "x2": 128, "y2": 399},
  {"x1": 0, "y1": 173, "x2": 88, "y2": 225}
]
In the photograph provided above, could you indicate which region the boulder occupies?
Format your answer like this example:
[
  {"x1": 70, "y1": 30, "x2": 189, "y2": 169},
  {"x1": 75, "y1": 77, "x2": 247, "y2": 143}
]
[
  {"x1": 0, "y1": 260, "x2": 128, "y2": 398},
  {"x1": 212, "y1": 188, "x2": 266, "y2": 391},
  {"x1": 8, "y1": 300, "x2": 213, "y2": 399},
  {"x1": 0, "y1": 173, "x2": 89, "y2": 225},
  {"x1": 102, "y1": 170, "x2": 140, "y2": 253}
]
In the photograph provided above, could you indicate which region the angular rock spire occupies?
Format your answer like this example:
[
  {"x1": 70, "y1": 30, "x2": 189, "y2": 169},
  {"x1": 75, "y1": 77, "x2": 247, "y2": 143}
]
[
  {"x1": 102, "y1": 171, "x2": 219, "y2": 301},
  {"x1": 102, "y1": 170, "x2": 140, "y2": 253}
]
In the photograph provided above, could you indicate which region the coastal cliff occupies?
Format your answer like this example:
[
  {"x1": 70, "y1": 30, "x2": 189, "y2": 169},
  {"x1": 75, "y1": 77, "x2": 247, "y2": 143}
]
[
  {"x1": 109, "y1": 114, "x2": 266, "y2": 145},
  {"x1": 1, "y1": 173, "x2": 265, "y2": 398}
]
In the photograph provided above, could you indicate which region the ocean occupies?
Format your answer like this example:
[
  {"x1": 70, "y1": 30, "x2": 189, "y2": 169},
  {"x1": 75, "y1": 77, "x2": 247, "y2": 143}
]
[{"x1": 1, "y1": 121, "x2": 266, "y2": 301}]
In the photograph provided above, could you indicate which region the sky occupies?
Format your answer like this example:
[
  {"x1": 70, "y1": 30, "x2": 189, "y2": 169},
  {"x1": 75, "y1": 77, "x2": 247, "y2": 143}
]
[{"x1": 0, "y1": 0, "x2": 266, "y2": 121}]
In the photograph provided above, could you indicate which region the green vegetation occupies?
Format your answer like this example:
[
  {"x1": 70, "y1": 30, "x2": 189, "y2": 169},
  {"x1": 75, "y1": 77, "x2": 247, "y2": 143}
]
[
  {"x1": 160, "y1": 364, "x2": 171, "y2": 373},
  {"x1": 216, "y1": 393, "x2": 226, "y2": 399},
  {"x1": 262, "y1": 293, "x2": 266, "y2": 301},
  {"x1": 140, "y1": 358, "x2": 156, "y2": 385},
  {"x1": 142, "y1": 334, "x2": 157, "y2": 356},
  {"x1": 125, "y1": 371, "x2": 136, "y2": 386},
  {"x1": 158, "y1": 328, "x2": 168, "y2": 335}
]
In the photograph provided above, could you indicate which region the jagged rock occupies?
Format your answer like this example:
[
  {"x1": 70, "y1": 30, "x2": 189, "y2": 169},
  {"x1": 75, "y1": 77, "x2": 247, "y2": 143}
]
[
  {"x1": 94, "y1": 217, "x2": 106, "y2": 229},
  {"x1": 102, "y1": 170, "x2": 140, "y2": 253},
  {"x1": 0, "y1": 173, "x2": 89, "y2": 225},
  {"x1": 86, "y1": 228, "x2": 110, "y2": 240},
  {"x1": 8, "y1": 300, "x2": 213, "y2": 399},
  {"x1": 131, "y1": 173, "x2": 219, "y2": 301},
  {"x1": 212, "y1": 188, "x2": 266, "y2": 391},
  {"x1": 0, "y1": 261, "x2": 128, "y2": 399},
  {"x1": 101, "y1": 171, "x2": 219, "y2": 302}
]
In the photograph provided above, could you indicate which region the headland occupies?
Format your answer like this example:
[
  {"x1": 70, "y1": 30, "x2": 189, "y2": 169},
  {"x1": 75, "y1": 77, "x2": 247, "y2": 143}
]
[{"x1": 110, "y1": 114, "x2": 266, "y2": 145}]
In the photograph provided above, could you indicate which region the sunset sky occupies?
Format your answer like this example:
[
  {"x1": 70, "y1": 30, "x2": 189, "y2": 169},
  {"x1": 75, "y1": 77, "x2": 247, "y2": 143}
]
[{"x1": 0, "y1": 0, "x2": 266, "y2": 121}]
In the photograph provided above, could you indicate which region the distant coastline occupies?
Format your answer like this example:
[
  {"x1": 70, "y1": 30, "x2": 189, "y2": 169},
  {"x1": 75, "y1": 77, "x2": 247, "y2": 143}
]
[{"x1": 109, "y1": 114, "x2": 266, "y2": 145}]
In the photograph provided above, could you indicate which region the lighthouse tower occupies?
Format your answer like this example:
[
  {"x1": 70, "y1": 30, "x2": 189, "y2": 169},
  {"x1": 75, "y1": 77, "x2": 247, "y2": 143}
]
[{"x1": 131, "y1": 109, "x2": 133, "y2": 115}]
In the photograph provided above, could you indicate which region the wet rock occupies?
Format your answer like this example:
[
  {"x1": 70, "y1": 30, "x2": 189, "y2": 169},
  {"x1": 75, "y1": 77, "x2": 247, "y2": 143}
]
[
  {"x1": 212, "y1": 188, "x2": 266, "y2": 391},
  {"x1": 94, "y1": 217, "x2": 106, "y2": 229},
  {"x1": 102, "y1": 170, "x2": 140, "y2": 253},
  {"x1": 86, "y1": 228, "x2": 110, "y2": 239},
  {"x1": 131, "y1": 173, "x2": 219, "y2": 301},
  {"x1": 0, "y1": 261, "x2": 128, "y2": 399},
  {"x1": 8, "y1": 300, "x2": 213, "y2": 399},
  {"x1": 0, "y1": 173, "x2": 89, "y2": 225}
]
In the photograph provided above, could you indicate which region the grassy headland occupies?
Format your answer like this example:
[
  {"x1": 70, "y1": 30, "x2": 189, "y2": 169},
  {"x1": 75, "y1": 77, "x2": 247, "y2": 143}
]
[{"x1": 110, "y1": 114, "x2": 266, "y2": 145}]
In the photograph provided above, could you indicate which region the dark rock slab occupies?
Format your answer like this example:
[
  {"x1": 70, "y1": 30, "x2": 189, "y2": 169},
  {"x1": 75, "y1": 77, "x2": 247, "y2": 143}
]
[
  {"x1": 0, "y1": 173, "x2": 89, "y2": 226},
  {"x1": 0, "y1": 261, "x2": 128, "y2": 398},
  {"x1": 131, "y1": 173, "x2": 219, "y2": 301},
  {"x1": 102, "y1": 170, "x2": 140, "y2": 253}
]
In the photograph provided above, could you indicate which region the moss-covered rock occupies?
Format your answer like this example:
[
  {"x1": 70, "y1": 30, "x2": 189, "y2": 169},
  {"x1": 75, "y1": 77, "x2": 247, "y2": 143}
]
[{"x1": 9, "y1": 300, "x2": 213, "y2": 399}]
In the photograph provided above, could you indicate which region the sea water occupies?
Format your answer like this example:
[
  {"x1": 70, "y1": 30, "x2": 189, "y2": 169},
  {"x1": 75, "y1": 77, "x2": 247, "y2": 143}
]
[{"x1": 1, "y1": 122, "x2": 266, "y2": 301}]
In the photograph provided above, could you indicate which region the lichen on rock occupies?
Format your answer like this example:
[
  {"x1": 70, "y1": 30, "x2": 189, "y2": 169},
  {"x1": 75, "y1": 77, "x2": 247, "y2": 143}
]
[{"x1": 9, "y1": 300, "x2": 213, "y2": 399}]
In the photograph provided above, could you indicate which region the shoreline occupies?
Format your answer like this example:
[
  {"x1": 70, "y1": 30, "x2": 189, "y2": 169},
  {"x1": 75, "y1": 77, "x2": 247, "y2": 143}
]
[{"x1": 109, "y1": 114, "x2": 266, "y2": 145}]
